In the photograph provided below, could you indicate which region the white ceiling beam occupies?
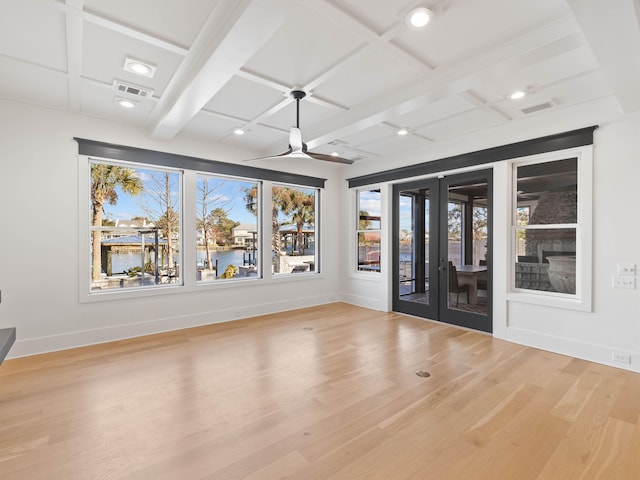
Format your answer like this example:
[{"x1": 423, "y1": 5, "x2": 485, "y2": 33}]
[
  {"x1": 304, "y1": 16, "x2": 583, "y2": 149},
  {"x1": 150, "y1": 0, "x2": 296, "y2": 140},
  {"x1": 64, "y1": 0, "x2": 83, "y2": 112},
  {"x1": 567, "y1": 0, "x2": 640, "y2": 114}
]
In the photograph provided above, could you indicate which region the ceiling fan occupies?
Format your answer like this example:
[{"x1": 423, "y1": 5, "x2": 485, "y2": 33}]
[{"x1": 245, "y1": 90, "x2": 354, "y2": 165}]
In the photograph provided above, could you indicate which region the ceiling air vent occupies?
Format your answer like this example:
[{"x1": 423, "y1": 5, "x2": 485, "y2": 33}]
[
  {"x1": 113, "y1": 80, "x2": 153, "y2": 99},
  {"x1": 521, "y1": 101, "x2": 554, "y2": 114}
]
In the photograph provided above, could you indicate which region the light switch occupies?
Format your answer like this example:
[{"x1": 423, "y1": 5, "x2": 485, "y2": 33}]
[
  {"x1": 617, "y1": 263, "x2": 636, "y2": 276},
  {"x1": 613, "y1": 276, "x2": 636, "y2": 289}
]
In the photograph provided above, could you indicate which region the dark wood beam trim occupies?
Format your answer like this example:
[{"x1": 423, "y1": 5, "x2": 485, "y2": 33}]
[
  {"x1": 75, "y1": 138, "x2": 326, "y2": 188},
  {"x1": 347, "y1": 126, "x2": 597, "y2": 188}
]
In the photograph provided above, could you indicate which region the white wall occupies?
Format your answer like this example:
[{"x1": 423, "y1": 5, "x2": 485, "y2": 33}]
[
  {"x1": 0, "y1": 99, "x2": 344, "y2": 358},
  {"x1": 2, "y1": 97, "x2": 638, "y2": 373},
  {"x1": 342, "y1": 109, "x2": 640, "y2": 372}
]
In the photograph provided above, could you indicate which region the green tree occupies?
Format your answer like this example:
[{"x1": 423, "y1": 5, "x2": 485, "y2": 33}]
[
  {"x1": 208, "y1": 208, "x2": 239, "y2": 245},
  {"x1": 284, "y1": 189, "x2": 315, "y2": 255},
  {"x1": 197, "y1": 178, "x2": 235, "y2": 269},
  {"x1": 244, "y1": 186, "x2": 315, "y2": 267},
  {"x1": 90, "y1": 164, "x2": 143, "y2": 281},
  {"x1": 140, "y1": 172, "x2": 179, "y2": 268},
  {"x1": 359, "y1": 210, "x2": 371, "y2": 230}
]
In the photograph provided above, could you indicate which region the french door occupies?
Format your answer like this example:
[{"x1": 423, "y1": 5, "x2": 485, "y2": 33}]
[{"x1": 392, "y1": 170, "x2": 492, "y2": 333}]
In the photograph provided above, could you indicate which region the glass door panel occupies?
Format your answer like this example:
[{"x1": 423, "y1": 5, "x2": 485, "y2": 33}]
[
  {"x1": 393, "y1": 180, "x2": 438, "y2": 319},
  {"x1": 394, "y1": 170, "x2": 492, "y2": 333},
  {"x1": 439, "y1": 172, "x2": 492, "y2": 332}
]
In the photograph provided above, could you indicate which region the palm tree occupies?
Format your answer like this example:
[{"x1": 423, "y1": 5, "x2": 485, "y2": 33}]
[
  {"x1": 244, "y1": 185, "x2": 295, "y2": 263},
  {"x1": 286, "y1": 189, "x2": 315, "y2": 255},
  {"x1": 91, "y1": 164, "x2": 143, "y2": 281}
]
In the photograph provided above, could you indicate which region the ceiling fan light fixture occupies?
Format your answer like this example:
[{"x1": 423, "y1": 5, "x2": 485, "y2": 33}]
[{"x1": 406, "y1": 7, "x2": 433, "y2": 29}]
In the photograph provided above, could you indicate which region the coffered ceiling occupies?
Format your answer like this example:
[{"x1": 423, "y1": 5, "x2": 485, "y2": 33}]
[{"x1": 1, "y1": 0, "x2": 638, "y2": 167}]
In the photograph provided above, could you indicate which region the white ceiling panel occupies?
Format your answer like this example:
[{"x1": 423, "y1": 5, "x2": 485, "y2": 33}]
[
  {"x1": 203, "y1": 75, "x2": 286, "y2": 122},
  {"x1": 181, "y1": 111, "x2": 246, "y2": 143},
  {"x1": 81, "y1": 82, "x2": 156, "y2": 126},
  {"x1": 0, "y1": 0, "x2": 631, "y2": 169},
  {"x1": 358, "y1": 131, "x2": 431, "y2": 156},
  {"x1": 260, "y1": 97, "x2": 338, "y2": 131},
  {"x1": 81, "y1": 22, "x2": 184, "y2": 96},
  {"x1": 182, "y1": 112, "x2": 283, "y2": 152},
  {"x1": 330, "y1": 0, "x2": 406, "y2": 34},
  {"x1": 0, "y1": 58, "x2": 68, "y2": 109},
  {"x1": 393, "y1": 0, "x2": 570, "y2": 67},
  {"x1": 418, "y1": 108, "x2": 506, "y2": 141},
  {"x1": 0, "y1": 1, "x2": 67, "y2": 70},
  {"x1": 335, "y1": 124, "x2": 393, "y2": 147},
  {"x1": 473, "y1": 46, "x2": 601, "y2": 104},
  {"x1": 83, "y1": 0, "x2": 219, "y2": 48},
  {"x1": 386, "y1": 95, "x2": 474, "y2": 128},
  {"x1": 313, "y1": 46, "x2": 424, "y2": 108},
  {"x1": 243, "y1": 5, "x2": 365, "y2": 88}
]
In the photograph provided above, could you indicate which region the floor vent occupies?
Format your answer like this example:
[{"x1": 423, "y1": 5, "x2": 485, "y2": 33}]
[{"x1": 113, "y1": 80, "x2": 153, "y2": 99}]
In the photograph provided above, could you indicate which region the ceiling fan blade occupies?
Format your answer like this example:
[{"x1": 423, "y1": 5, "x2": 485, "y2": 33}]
[
  {"x1": 241, "y1": 148, "x2": 292, "y2": 162},
  {"x1": 305, "y1": 151, "x2": 355, "y2": 165}
]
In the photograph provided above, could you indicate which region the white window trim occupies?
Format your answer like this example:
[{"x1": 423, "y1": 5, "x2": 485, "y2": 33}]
[
  {"x1": 355, "y1": 187, "x2": 382, "y2": 275},
  {"x1": 78, "y1": 158, "x2": 324, "y2": 303},
  {"x1": 506, "y1": 145, "x2": 593, "y2": 312},
  {"x1": 350, "y1": 184, "x2": 385, "y2": 280}
]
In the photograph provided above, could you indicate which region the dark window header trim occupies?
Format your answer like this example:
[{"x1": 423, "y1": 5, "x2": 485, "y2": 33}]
[
  {"x1": 75, "y1": 138, "x2": 326, "y2": 188},
  {"x1": 347, "y1": 126, "x2": 597, "y2": 188}
]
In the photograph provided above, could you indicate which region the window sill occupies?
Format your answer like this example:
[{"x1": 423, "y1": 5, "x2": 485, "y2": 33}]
[{"x1": 506, "y1": 290, "x2": 592, "y2": 312}]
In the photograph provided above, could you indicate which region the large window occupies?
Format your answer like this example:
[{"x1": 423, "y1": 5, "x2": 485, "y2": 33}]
[
  {"x1": 89, "y1": 160, "x2": 182, "y2": 292},
  {"x1": 196, "y1": 174, "x2": 260, "y2": 283},
  {"x1": 79, "y1": 139, "x2": 326, "y2": 300},
  {"x1": 272, "y1": 184, "x2": 318, "y2": 275},
  {"x1": 512, "y1": 154, "x2": 590, "y2": 305},
  {"x1": 356, "y1": 189, "x2": 381, "y2": 272}
]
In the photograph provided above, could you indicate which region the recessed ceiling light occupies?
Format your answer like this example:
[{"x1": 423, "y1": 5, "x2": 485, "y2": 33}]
[
  {"x1": 233, "y1": 128, "x2": 245, "y2": 135},
  {"x1": 510, "y1": 90, "x2": 527, "y2": 100},
  {"x1": 331, "y1": 152, "x2": 340, "y2": 157},
  {"x1": 123, "y1": 57, "x2": 157, "y2": 78},
  {"x1": 406, "y1": 7, "x2": 433, "y2": 29},
  {"x1": 115, "y1": 98, "x2": 136, "y2": 109},
  {"x1": 397, "y1": 128, "x2": 409, "y2": 136}
]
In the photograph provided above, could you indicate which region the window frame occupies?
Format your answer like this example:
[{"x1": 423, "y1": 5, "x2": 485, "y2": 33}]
[
  {"x1": 77, "y1": 141, "x2": 326, "y2": 303},
  {"x1": 195, "y1": 172, "x2": 262, "y2": 284},
  {"x1": 271, "y1": 182, "x2": 321, "y2": 277},
  {"x1": 355, "y1": 188, "x2": 382, "y2": 274},
  {"x1": 507, "y1": 146, "x2": 593, "y2": 312},
  {"x1": 84, "y1": 157, "x2": 184, "y2": 295}
]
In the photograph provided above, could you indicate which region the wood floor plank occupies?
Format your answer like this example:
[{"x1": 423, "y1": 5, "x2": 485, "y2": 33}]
[{"x1": 1, "y1": 303, "x2": 639, "y2": 479}]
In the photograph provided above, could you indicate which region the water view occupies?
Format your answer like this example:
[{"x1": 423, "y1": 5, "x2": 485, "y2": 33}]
[{"x1": 110, "y1": 249, "x2": 250, "y2": 277}]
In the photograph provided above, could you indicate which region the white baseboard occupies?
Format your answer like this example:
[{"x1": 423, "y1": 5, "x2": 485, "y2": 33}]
[
  {"x1": 8, "y1": 294, "x2": 336, "y2": 359},
  {"x1": 339, "y1": 293, "x2": 387, "y2": 312},
  {"x1": 506, "y1": 326, "x2": 640, "y2": 373}
]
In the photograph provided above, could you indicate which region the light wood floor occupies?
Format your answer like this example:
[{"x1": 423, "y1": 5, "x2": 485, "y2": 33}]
[{"x1": 1, "y1": 303, "x2": 639, "y2": 479}]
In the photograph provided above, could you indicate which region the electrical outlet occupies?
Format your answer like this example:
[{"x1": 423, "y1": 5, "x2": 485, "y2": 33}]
[
  {"x1": 612, "y1": 352, "x2": 631, "y2": 364},
  {"x1": 617, "y1": 263, "x2": 636, "y2": 276},
  {"x1": 613, "y1": 276, "x2": 636, "y2": 289}
]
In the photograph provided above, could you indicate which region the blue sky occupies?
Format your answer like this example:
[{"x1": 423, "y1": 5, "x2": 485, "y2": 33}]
[{"x1": 102, "y1": 168, "x2": 258, "y2": 225}]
